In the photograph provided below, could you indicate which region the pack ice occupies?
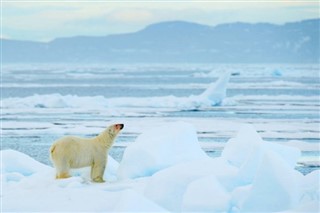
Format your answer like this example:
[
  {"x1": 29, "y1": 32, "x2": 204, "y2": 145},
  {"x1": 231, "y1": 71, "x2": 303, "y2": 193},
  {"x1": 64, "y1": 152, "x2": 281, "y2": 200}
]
[
  {"x1": 1, "y1": 71, "x2": 230, "y2": 110},
  {"x1": 1, "y1": 122, "x2": 319, "y2": 212}
]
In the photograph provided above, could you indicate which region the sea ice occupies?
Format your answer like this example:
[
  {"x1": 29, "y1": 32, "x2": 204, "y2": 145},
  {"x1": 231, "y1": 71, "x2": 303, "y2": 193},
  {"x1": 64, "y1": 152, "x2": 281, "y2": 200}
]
[
  {"x1": 181, "y1": 175, "x2": 231, "y2": 212},
  {"x1": 1, "y1": 71, "x2": 230, "y2": 110},
  {"x1": 117, "y1": 122, "x2": 208, "y2": 179},
  {"x1": 197, "y1": 70, "x2": 230, "y2": 106},
  {"x1": 1, "y1": 122, "x2": 319, "y2": 212},
  {"x1": 236, "y1": 151, "x2": 301, "y2": 212},
  {"x1": 221, "y1": 124, "x2": 301, "y2": 184}
]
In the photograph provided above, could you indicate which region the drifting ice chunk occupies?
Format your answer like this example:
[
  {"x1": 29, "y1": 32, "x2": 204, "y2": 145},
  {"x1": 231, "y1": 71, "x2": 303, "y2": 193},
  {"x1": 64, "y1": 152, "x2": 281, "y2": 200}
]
[
  {"x1": 117, "y1": 122, "x2": 208, "y2": 179},
  {"x1": 197, "y1": 71, "x2": 230, "y2": 106},
  {"x1": 272, "y1": 69, "x2": 283, "y2": 77}
]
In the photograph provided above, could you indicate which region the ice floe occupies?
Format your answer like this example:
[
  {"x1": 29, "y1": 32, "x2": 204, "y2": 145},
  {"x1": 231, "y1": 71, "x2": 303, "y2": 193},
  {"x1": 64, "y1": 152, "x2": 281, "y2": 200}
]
[{"x1": 1, "y1": 122, "x2": 319, "y2": 212}]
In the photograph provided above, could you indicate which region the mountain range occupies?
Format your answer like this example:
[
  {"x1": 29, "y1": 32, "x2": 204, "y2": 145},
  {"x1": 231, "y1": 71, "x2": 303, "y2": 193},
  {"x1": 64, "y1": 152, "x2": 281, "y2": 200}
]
[{"x1": 2, "y1": 19, "x2": 319, "y2": 63}]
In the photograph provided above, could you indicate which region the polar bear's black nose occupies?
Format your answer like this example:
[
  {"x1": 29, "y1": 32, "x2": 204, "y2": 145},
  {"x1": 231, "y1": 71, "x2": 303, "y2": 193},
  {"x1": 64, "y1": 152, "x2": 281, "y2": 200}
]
[{"x1": 115, "y1": 124, "x2": 124, "y2": 130}]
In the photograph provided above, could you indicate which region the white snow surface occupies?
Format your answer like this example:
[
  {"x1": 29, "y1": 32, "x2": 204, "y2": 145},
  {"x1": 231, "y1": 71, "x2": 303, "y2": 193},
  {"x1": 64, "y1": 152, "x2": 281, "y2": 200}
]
[{"x1": 1, "y1": 122, "x2": 319, "y2": 212}]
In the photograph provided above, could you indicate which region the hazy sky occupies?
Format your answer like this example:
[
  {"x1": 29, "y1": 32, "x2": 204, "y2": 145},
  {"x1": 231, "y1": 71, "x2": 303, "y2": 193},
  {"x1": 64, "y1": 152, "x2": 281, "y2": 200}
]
[{"x1": 1, "y1": 0, "x2": 319, "y2": 42}]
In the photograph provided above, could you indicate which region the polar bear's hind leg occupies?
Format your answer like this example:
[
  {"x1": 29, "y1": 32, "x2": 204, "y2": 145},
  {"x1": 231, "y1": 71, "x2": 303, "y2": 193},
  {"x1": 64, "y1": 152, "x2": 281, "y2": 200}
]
[
  {"x1": 56, "y1": 171, "x2": 71, "y2": 179},
  {"x1": 55, "y1": 161, "x2": 71, "y2": 179}
]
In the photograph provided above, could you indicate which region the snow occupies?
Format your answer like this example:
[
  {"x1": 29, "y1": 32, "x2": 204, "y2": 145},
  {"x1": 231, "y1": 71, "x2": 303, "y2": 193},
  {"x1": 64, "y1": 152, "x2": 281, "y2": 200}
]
[
  {"x1": 112, "y1": 189, "x2": 168, "y2": 212},
  {"x1": 1, "y1": 122, "x2": 319, "y2": 212}
]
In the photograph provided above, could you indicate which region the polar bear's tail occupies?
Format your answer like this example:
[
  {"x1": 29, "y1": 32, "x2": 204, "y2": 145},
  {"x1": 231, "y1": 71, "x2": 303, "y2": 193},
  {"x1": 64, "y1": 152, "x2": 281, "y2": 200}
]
[
  {"x1": 49, "y1": 144, "x2": 56, "y2": 162},
  {"x1": 50, "y1": 144, "x2": 56, "y2": 154}
]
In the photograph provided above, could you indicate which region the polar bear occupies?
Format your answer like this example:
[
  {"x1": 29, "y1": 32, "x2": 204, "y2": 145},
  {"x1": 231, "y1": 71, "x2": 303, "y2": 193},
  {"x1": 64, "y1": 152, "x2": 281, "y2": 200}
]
[{"x1": 50, "y1": 123, "x2": 124, "y2": 182}]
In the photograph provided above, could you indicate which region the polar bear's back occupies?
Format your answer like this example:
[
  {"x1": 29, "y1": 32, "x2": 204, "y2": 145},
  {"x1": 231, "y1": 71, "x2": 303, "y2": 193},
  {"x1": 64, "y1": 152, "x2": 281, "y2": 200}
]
[{"x1": 50, "y1": 135, "x2": 95, "y2": 168}]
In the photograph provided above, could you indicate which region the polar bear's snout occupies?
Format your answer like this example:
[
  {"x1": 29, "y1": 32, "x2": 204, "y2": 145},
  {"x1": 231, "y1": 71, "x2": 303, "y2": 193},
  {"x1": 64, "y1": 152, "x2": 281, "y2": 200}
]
[{"x1": 115, "y1": 123, "x2": 124, "y2": 131}]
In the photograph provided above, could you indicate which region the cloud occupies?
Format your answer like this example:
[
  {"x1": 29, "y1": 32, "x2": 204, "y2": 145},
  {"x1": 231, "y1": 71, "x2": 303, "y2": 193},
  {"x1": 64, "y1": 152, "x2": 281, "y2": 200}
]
[
  {"x1": 108, "y1": 9, "x2": 154, "y2": 23},
  {"x1": 0, "y1": 34, "x2": 11, "y2": 39}
]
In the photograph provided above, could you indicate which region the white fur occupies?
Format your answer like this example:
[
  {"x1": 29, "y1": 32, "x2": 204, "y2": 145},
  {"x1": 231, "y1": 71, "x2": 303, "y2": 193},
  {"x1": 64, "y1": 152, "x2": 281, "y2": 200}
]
[{"x1": 50, "y1": 124, "x2": 123, "y2": 182}]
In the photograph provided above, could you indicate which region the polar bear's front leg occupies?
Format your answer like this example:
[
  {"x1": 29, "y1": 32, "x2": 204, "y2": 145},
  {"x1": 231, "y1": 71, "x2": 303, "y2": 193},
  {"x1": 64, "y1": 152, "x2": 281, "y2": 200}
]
[{"x1": 91, "y1": 159, "x2": 106, "y2": 183}]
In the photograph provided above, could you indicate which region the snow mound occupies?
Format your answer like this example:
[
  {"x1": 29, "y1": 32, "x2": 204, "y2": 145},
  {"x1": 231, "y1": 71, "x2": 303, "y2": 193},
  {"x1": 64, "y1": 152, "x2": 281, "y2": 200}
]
[
  {"x1": 221, "y1": 124, "x2": 301, "y2": 184},
  {"x1": 117, "y1": 122, "x2": 208, "y2": 179},
  {"x1": 181, "y1": 175, "x2": 231, "y2": 212},
  {"x1": 143, "y1": 158, "x2": 237, "y2": 212},
  {"x1": 1, "y1": 149, "x2": 51, "y2": 177},
  {"x1": 235, "y1": 151, "x2": 301, "y2": 212}
]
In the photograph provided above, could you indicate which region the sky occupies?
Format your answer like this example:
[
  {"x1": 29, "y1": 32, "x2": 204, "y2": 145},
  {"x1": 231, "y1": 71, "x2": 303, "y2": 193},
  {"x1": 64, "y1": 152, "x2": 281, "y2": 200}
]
[{"x1": 1, "y1": 0, "x2": 319, "y2": 42}]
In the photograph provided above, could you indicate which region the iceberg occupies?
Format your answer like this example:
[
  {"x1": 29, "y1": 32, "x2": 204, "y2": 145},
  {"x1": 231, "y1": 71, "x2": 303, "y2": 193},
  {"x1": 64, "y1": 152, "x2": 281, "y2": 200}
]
[{"x1": 197, "y1": 70, "x2": 230, "y2": 106}]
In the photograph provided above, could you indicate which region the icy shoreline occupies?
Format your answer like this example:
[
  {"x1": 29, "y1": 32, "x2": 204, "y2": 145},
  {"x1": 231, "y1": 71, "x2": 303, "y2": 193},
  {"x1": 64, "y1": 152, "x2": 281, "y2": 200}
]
[{"x1": 1, "y1": 122, "x2": 319, "y2": 212}]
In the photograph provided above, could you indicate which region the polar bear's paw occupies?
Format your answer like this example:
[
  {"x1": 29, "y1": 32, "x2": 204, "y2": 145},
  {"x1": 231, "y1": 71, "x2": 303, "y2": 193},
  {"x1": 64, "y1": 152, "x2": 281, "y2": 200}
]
[{"x1": 93, "y1": 177, "x2": 105, "y2": 183}]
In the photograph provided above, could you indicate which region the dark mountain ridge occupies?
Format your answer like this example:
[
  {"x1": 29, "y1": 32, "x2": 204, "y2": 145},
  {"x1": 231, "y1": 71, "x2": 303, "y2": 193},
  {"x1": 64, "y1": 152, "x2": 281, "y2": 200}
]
[{"x1": 2, "y1": 19, "x2": 319, "y2": 63}]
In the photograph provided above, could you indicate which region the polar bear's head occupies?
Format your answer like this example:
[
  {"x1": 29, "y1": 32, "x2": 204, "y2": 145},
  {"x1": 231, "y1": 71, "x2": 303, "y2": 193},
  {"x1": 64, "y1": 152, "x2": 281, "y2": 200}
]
[{"x1": 107, "y1": 123, "x2": 124, "y2": 138}]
